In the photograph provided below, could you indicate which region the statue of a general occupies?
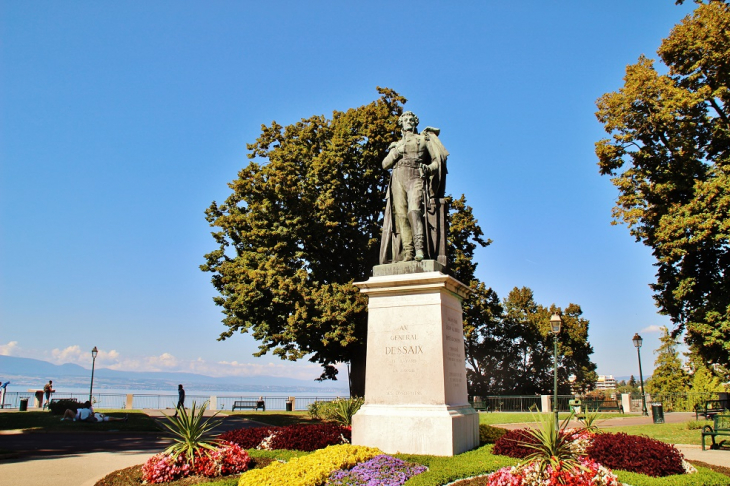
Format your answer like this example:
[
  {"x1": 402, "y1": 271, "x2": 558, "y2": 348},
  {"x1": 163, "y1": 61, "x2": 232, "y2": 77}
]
[{"x1": 379, "y1": 111, "x2": 449, "y2": 266}]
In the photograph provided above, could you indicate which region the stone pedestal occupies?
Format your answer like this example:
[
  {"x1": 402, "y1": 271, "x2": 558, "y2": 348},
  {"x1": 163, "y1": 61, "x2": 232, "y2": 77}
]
[{"x1": 352, "y1": 269, "x2": 479, "y2": 456}]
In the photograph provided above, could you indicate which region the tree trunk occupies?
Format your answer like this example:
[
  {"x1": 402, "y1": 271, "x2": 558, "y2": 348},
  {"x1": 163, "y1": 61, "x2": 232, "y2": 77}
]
[{"x1": 348, "y1": 343, "x2": 367, "y2": 398}]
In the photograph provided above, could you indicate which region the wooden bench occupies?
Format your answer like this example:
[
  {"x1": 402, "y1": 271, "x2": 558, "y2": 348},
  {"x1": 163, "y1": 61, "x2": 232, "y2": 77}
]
[
  {"x1": 232, "y1": 400, "x2": 265, "y2": 412},
  {"x1": 701, "y1": 414, "x2": 730, "y2": 450},
  {"x1": 582, "y1": 400, "x2": 623, "y2": 413},
  {"x1": 471, "y1": 400, "x2": 490, "y2": 412},
  {"x1": 695, "y1": 400, "x2": 727, "y2": 420}
]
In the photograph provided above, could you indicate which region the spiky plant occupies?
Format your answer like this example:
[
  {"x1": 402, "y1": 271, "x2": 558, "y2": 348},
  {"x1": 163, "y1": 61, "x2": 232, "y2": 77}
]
[
  {"x1": 160, "y1": 400, "x2": 222, "y2": 467},
  {"x1": 329, "y1": 397, "x2": 364, "y2": 426},
  {"x1": 519, "y1": 412, "x2": 584, "y2": 475}
]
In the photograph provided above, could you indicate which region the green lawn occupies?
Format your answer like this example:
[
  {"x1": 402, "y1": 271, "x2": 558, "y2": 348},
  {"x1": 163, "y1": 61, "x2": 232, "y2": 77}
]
[
  {"x1": 0, "y1": 409, "x2": 159, "y2": 432},
  {"x1": 477, "y1": 411, "x2": 634, "y2": 425},
  {"x1": 599, "y1": 420, "x2": 713, "y2": 446}
]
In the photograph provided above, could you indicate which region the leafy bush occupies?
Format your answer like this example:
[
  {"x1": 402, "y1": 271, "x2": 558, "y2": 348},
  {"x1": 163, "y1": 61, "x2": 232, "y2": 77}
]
[
  {"x1": 587, "y1": 432, "x2": 685, "y2": 477},
  {"x1": 479, "y1": 424, "x2": 508, "y2": 444},
  {"x1": 220, "y1": 423, "x2": 351, "y2": 451},
  {"x1": 686, "y1": 419, "x2": 712, "y2": 430},
  {"x1": 491, "y1": 428, "x2": 540, "y2": 458},
  {"x1": 328, "y1": 454, "x2": 427, "y2": 486},
  {"x1": 220, "y1": 426, "x2": 274, "y2": 449},
  {"x1": 237, "y1": 444, "x2": 382, "y2": 486},
  {"x1": 48, "y1": 399, "x2": 80, "y2": 415}
]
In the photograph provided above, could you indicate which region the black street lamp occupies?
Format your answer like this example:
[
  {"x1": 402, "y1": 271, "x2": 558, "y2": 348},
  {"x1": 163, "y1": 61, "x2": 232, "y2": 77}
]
[
  {"x1": 89, "y1": 346, "x2": 98, "y2": 403},
  {"x1": 550, "y1": 312, "x2": 563, "y2": 430},
  {"x1": 632, "y1": 334, "x2": 648, "y2": 416}
]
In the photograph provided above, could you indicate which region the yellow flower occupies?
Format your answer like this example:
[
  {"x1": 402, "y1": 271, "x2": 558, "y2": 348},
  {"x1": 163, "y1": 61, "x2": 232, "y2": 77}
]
[{"x1": 238, "y1": 444, "x2": 382, "y2": 486}]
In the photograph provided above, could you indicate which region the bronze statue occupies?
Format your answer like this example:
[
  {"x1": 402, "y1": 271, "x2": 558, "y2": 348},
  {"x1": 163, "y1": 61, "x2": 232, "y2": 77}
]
[{"x1": 379, "y1": 111, "x2": 448, "y2": 265}]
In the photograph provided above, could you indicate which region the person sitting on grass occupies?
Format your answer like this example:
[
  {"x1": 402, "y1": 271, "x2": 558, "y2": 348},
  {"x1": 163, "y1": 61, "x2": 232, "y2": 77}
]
[{"x1": 62, "y1": 401, "x2": 94, "y2": 421}]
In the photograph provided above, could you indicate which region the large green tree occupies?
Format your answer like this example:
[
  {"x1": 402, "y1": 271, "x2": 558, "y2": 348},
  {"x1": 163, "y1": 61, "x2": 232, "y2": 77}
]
[
  {"x1": 202, "y1": 88, "x2": 488, "y2": 397},
  {"x1": 595, "y1": 1, "x2": 730, "y2": 368}
]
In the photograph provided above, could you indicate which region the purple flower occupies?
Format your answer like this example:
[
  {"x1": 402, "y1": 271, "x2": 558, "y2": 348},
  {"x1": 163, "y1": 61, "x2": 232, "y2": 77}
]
[{"x1": 328, "y1": 454, "x2": 427, "y2": 486}]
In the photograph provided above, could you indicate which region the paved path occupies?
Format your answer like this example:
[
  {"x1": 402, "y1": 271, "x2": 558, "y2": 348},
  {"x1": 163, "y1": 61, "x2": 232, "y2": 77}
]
[{"x1": 0, "y1": 409, "x2": 268, "y2": 486}]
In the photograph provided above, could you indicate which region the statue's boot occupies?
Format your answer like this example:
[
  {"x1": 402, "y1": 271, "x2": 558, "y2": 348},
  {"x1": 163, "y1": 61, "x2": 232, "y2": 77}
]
[
  {"x1": 409, "y1": 210, "x2": 425, "y2": 262},
  {"x1": 397, "y1": 215, "x2": 414, "y2": 262}
]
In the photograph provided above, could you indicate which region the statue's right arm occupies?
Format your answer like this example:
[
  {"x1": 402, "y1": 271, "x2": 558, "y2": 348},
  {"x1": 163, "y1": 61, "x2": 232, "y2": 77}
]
[{"x1": 382, "y1": 145, "x2": 401, "y2": 169}]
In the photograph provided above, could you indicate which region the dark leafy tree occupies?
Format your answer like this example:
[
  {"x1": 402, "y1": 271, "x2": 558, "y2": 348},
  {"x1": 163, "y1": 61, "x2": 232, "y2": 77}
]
[
  {"x1": 595, "y1": 1, "x2": 730, "y2": 368},
  {"x1": 466, "y1": 286, "x2": 598, "y2": 396}
]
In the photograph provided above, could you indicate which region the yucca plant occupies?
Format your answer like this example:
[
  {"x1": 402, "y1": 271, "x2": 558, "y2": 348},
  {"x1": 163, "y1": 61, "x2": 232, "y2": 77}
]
[
  {"x1": 580, "y1": 407, "x2": 603, "y2": 432},
  {"x1": 329, "y1": 396, "x2": 364, "y2": 426},
  {"x1": 519, "y1": 412, "x2": 584, "y2": 475},
  {"x1": 160, "y1": 400, "x2": 222, "y2": 467}
]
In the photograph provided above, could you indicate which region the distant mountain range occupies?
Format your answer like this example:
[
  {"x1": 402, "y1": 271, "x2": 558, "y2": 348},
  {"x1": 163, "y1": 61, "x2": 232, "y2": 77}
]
[{"x1": 0, "y1": 355, "x2": 347, "y2": 394}]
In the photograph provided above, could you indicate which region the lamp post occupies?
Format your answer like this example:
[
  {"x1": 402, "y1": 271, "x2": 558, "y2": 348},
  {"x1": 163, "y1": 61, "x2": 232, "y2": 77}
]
[
  {"x1": 550, "y1": 312, "x2": 562, "y2": 431},
  {"x1": 632, "y1": 334, "x2": 648, "y2": 416},
  {"x1": 89, "y1": 346, "x2": 98, "y2": 403}
]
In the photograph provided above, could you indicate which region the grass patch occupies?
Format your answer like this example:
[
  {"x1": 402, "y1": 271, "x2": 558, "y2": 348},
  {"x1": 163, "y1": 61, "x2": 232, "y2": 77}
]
[
  {"x1": 599, "y1": 420, "x2": 708, "y2": 446},
  {"x1": 614, "y1": 466, "x2": 730, "y2": 485},
  {"x1": 0, "y1": 410, "x2": 158, "y2": 432},
  {"x1": 226, "y1": 410, "x2": 322, "y2": 427},
  {"x1": 397, "y1": 444, "x2": 519, "y2": 486},
  {"x1": 477, "y1": 411, "x2": 633, "y2": 425}
]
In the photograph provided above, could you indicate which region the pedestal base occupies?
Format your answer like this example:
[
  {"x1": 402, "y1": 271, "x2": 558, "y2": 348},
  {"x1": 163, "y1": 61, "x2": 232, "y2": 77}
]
[
  {"x1": 352, "y1": 403, "x2": 479, "y2": 456},
  {"x1": 352, "y1": 271, "x2": 479, "y2": 456}
]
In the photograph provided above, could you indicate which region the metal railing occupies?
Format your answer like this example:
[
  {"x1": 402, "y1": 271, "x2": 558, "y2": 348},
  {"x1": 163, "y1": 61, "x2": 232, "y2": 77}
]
[
  {"x1": 0, "y1": 391, "x2": 347, "y2": 411},
  {"x1": 477, "y1": 395, "x2": 543, "y2": 412}
]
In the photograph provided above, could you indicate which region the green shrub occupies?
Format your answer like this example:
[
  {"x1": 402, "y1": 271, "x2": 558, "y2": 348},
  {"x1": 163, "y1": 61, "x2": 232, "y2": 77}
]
[
  {"x1": 479, "y1": 424, "x2": 508, "y2": 444},
  {"x1": 48, "y1": 399, "x2": 80, "y2": 415},
  {"x1": 615, "y1": 466, "x2": 730, "y2": 486},
  {"x1": 686, "y1": 419, "x2": 712, "y2": 430}
]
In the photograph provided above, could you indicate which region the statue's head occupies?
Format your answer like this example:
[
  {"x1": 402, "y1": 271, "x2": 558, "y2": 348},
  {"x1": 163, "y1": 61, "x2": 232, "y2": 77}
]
[{"x1": 398, "y1": 111, "x2": 419, "y2": 133}]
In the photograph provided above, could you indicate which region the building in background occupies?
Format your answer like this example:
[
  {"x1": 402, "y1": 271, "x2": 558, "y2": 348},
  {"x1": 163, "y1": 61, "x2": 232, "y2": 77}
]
[{"x1": 594, "y1": 375, "x2": 617, "y2": 391}]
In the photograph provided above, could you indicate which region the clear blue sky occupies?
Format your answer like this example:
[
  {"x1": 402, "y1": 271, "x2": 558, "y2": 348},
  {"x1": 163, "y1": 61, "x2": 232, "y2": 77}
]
[{"x1": 1, "y1": 1, "x2": 696, "y2": 384}]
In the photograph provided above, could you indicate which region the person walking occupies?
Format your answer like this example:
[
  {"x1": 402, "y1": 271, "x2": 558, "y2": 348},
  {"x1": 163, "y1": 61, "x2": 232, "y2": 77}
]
[
  {"x1": 173, "y1": 384, "x2": 185, "y2": 417},
  {"x1": 43, "y1": 380, "x2": 54, "y2": 409}
]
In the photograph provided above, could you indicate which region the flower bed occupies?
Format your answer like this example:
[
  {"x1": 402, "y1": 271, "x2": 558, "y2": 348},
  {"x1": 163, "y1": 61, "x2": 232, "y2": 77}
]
[
  {"x1": 238, "y1": 444, "x2": 382, "y2": 486},
  {"x1": 328, "y1": 454, "x2": 427, "y2": 486},
  {"x1": 220, "y1": 423, "x2": 351, "y2": 451},
  {"x1": 487, "y1": 457, "x2": 619, "y2": 486},
  {"x1": 142, "y1": 441, "x2": 251, "y2": 483}
]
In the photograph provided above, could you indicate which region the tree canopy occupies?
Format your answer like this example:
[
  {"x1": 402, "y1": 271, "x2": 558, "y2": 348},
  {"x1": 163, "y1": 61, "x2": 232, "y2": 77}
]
[
  {"x1": 595, "y1": 1, "x2": 730, "y2": 369},
  {"x1": 201, "y1": 88, "x2": 488, "y2": 396}
]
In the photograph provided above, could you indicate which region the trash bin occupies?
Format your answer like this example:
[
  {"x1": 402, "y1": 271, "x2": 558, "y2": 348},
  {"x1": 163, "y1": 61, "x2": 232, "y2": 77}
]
[
  {"x1": 285, "y1": 400, "x2": 293, "y2": 412},
  {"x1": 19, "y1": 398, "x2": 29, "y2": 411},
  {"x1": 569, "y1": 399, "x2": 582, "y2": 415},
  {"x1": 651, "y1": 403, "x2": 664, "y2": 424}
]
